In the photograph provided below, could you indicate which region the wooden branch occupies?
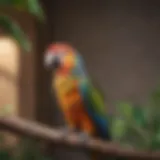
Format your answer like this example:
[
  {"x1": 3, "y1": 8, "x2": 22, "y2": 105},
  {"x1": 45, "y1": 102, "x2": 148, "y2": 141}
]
[{"x1": 0, "y1": 116, "x2": 160, "y2": 159}]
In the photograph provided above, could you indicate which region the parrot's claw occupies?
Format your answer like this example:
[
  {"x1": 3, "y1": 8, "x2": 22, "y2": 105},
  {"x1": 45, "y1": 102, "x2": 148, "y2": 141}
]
[{"x1": 78, "y1": 132, "x2": 91, "y2": 143}]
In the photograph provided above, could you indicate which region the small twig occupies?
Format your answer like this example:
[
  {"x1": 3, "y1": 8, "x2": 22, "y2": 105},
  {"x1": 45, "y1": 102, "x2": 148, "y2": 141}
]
[{"x1": 0, "y1": 116, "x2": 160, "y2": 159}]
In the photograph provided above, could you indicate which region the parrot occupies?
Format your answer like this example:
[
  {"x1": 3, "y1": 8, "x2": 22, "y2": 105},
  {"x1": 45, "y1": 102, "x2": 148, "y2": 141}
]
[{"x1": 44, "y1": 42, "x2": 111, "y2": 160}]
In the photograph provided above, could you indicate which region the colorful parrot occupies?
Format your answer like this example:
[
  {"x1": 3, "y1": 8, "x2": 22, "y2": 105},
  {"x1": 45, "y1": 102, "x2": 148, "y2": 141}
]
[{"x1": 44, "y1": 43, "x2": 111, "y2": 159}]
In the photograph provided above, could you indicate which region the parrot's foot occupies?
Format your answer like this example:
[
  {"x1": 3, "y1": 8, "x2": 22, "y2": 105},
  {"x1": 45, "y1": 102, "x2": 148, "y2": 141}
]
[
  {"x1": 78, "y1": 131, "x2": 91, "y2": 143},
  {"x1": 59, "y1": 126, "x2": 75, "y2": 137}
]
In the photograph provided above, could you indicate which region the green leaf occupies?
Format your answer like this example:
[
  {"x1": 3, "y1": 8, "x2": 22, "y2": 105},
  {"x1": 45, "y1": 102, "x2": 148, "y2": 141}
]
[
  {"x1": 149, "y1": 87, "x2": 160, "y2": 133},
  {"x1": 132, "y1": 105, "x2": 147, "y2": 128},
  {"x1": 150, "y1": 88, "x2": 160, "y2": 108},
  {"x1": 150, "y1": 128, "x2": 160, "y2": 150},
  {"x1": 111, "y1": 118, "x2": 127, "y2": 141},
  {"x1": 117, "y1": 101, "x2": 133, "y2": 119},
  {"x1": 114, "y1": 102, "x2": 151, "y2": 147},
  {"x1": 150, "y1": 86, "x2": 160, "y2": 115},
  {"x1": 123, "y1": 126, "x2": 149, "y2": 149},
  {"x1": 0, "y1": 15, "x2": 31, "y2": 52},
  {"x1": 0, "y1": 0, "x2": 45, "y2": 21},
  {"x1": 26, "y1": 0, "x2": 45, "y2": 21}
]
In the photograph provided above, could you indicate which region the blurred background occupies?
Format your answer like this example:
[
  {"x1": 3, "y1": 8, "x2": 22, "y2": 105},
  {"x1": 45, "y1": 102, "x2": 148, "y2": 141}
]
[
  {"x1": 1, "y1": 0, "x2": 160, "y2": 159},
  {"x1": 38, "y1": 0, "x2": 160, "y2": 124}
]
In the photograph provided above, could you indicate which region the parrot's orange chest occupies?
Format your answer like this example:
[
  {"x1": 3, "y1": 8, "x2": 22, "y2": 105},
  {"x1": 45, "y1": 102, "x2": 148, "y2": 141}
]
[
  {"x1": 53, "y1": 74, "x2": 95, "y2": 133},
  {"x1": 53, "y1": 75, "x2": 84, "y2": 121}
]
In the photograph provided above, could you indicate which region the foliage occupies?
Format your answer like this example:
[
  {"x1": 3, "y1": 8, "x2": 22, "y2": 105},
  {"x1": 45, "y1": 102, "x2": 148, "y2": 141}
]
[
  {"x1": 0, "y1": 137, "x2": 52, "y2": 160},
  {"x1": 110, "y1": 87, "x2": 160, "y2": 150},
  {"x1": 0, "y1": 0, "x2": 45, "y2": 52}
]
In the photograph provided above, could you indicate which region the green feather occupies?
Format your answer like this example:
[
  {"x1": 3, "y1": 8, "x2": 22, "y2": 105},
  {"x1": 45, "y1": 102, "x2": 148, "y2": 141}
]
[{"x1": 86, "y1": 81, "x2": 107, "y2": 115}]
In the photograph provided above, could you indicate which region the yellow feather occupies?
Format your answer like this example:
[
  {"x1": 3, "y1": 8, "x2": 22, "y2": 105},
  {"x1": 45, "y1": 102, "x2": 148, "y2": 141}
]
[{"x1": 52, "y1": 74, "x2": 79, "y2": 110}]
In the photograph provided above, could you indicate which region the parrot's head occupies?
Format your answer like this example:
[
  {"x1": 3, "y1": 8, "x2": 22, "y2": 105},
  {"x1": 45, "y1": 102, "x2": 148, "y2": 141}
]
[{"x1": 44, "y1": 43, "x2": 80, "y2": 72}]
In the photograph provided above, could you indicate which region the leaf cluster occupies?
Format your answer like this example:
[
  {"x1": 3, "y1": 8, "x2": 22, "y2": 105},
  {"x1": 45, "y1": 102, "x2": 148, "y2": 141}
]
[
  {"x1": 0, "y1": 137, "x2": 52, "y2": 160},
  {"x1": 0, "y1": 0, "x2": 45, "y2": 52},
  {"x1": 111, "y1": 87, "x2": 160, "y2": 150}
]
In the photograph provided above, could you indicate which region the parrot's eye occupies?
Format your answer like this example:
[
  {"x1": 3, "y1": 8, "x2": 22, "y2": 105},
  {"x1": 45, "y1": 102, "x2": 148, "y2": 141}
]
[{"x1": 53, "y1": 56, "x2": 60, "y2": 68}]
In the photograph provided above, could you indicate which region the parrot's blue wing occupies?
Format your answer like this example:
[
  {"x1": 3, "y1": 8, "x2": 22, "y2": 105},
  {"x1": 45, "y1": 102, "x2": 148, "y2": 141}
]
[{"x1": 79, "y1": 80, "x2": 111, "y2": 140}]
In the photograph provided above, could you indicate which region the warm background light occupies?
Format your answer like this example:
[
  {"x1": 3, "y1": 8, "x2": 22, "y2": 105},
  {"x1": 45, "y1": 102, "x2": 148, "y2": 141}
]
[
  {"x1": 0, "y1": 36, "x2": 20, "y2": 76},
  {"x1": 0, "y1": 36, "x2": 20, "y2": 147}
]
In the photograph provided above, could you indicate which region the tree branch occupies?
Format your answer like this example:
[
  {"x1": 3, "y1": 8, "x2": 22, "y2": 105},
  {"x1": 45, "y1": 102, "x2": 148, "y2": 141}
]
[{"x1": 0, "y1": 116, "x2": 160, "y2": 159}]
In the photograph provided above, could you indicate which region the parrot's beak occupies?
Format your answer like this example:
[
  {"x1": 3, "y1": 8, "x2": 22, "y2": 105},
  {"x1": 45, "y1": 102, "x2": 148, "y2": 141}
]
[{"x1": 44, "y1": 53, "x2": 61, "y2": 69}]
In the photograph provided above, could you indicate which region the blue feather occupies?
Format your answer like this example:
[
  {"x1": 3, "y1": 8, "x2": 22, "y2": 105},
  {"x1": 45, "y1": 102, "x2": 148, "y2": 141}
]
[{"x1": 79, "y1": 82, "x2": 110, "y2": 139}]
